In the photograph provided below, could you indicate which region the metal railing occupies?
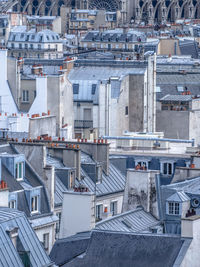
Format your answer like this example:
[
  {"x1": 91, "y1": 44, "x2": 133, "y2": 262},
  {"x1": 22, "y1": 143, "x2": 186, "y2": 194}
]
[{"x1": 74, "y1": 120, "x2": 93, "y2": 129}]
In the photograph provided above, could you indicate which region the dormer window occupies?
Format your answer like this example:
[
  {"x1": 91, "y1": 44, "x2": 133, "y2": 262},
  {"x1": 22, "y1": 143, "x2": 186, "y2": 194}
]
[
  {"x1": 69, "y1": 171, "x2": 75, "y2": 189},
  {"x1": 31, "y1": 195, "x2": 39, "y2": 213},
  {"x1": 96, "y1": 166, "x2": 102, "y2": 183},
  {"x1": 168, "y1": 202, "x2": 180, "y2": 215},
  {"x1": 15, "y1": 162, "x2": 23, "y2": 180},
  {"x1": 9, "y1": 200, "x2": 16, "y2": 209}
]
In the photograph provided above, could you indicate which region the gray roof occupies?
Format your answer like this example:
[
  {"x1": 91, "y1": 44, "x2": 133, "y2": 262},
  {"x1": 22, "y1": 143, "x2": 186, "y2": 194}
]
[
  {"x1": 69, "y1": 66, "x2": 145, "y2": 102},
  {"x1": 160, "y1": 94, "x2": 192, "y2": 102},
  {"x1": 95, "y1": 207, "x2": 160, "y2": 233},
  {"x1": 78, "y1": 162, "x2": 126, "y2": 197},
  {"x1": 166, "y1": 191, "x2": 190, "y2": 202},
  {"x1": 82, "y1": 30, "x2": 146, "y2": 43},
  {"x1": 163, "y1": 176, "x2": 200, "y2": 195},
  {"x1": 0, "y1": 208, "x2": 52, "y2": 267},
  {"x1": 63, "y1": 230, "x2": 189, "y2": 267},
  {"x1": 8, "y1": 29, "x2": 61, "y2": 43},
  {"x1": 50, "y1": 232, "x2": 90, "y2": 266}
]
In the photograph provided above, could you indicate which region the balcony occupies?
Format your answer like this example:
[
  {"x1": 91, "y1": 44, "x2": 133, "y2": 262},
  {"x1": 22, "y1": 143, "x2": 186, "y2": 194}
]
[{"x1": 74, "y1": 120, "x2": 93, "y2": 129}]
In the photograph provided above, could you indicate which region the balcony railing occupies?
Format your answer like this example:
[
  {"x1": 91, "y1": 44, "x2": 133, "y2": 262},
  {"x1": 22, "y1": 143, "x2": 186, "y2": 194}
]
[{"x1": 74, "y1": 120, "x2": 93, "y2": 129}]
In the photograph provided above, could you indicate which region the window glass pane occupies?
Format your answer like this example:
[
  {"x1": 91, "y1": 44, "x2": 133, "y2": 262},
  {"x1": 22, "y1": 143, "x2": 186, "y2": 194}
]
[
  {"x1": 168, "y1": 202, "x2": 174, "y2": 214},
  {"x1": 164, "y1": 163, "x2": 167, "y2": 174},
  {"x1": 31, "y1": 197, "x2": 34, "y2": 212},
  {"x1": 168, "y1": 163, "x2": 172, "y2": 175},
  {"x1": 19, "y1": 163, "x2": 22, "y2": 178},
  {"x1": 35, "y1": 196, "x2": 38, "y2": 211},
  {"x1": 175, "y1": 203, "x2": 179, "y2": 215}
]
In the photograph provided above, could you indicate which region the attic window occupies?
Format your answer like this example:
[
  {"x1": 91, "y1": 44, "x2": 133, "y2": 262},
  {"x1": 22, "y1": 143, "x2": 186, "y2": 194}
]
[
  {"x1": 46, "y1": 35, "x2": 49, "y2": 40},
  {"x1": 31, "y1": 35, "x2": 35, "y2": 40},
  {"x1": 73, "y1": 84, "x2": 79, "y2": 94},
  {"x1": 177, "y1": 86, "x2": 184, "y2": 92},
  {"x1": 15, "y1": 162, "x2": 23, "y2": 180},
  {"x1": 52, "y1": 35, "x2": 55, "y2": 40},
  {"x1": 31, "y1": 195, "x2": 39, "y2": 213},
  {"x1": 91, "y1": 84, "x2": 96, "y2": 95},
  {"x1": 9, "y1": 200, "x2": 16, "y2": 209},
  {"x1": 168, "y1": 202, "x2": 180, "y2": 215}
]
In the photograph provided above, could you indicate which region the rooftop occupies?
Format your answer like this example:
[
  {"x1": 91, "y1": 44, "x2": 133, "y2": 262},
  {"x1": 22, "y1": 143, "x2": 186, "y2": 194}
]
[
  {"x1": 53, "y1": 230, "x2": 190, "y2": 267},
  {"x1": 95, "y1": 207, "x2": 160, "y2": 233}
]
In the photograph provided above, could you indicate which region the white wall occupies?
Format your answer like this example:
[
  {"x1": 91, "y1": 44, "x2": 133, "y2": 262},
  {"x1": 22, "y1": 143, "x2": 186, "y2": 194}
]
[
  {"x1": 34, "y1": 224, "x2": 55, "y2": 254},
  {"x1": 96, "y1": 193, "x2": 123, "y2": 219},
  {"x1": 59, "y1": 191, "x2": 95, "y2": 238},
  {"x1": 123, "y1": 169, "x2": 159, "y2": 218},
  {"x1": 181, "y1": 217, "x2": 200, "y2": 267}
]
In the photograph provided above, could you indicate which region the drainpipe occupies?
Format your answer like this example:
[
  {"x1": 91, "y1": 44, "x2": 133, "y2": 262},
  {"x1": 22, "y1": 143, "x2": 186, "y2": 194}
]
[{"x1": 102, "y1": 136, "x2": 195, "y2": 146}]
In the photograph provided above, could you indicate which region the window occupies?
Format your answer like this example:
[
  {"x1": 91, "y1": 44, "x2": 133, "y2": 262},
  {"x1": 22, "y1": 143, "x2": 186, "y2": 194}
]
[
  {"x1": 30, "y1": 44, "x2": 33, "y2": 49},
  {"x1": 9, "y1": 200, "x2": 16, "y2": 209},
  {"x1": 162, "y1": 162, "x2": 173, "y2": 175},
  {"x1": 55, "y1": 212, "x2": 61, "y2": 236},
  {"x1": 91, "y1": 84, "x2": 96, "y2": 95},
  {"x1": 125, "y1": 106, "x2": 128, "y2": 115},
  {"x1": 48, "y1": 44, "x2": 50, "y2": 50},
  {"x1": 38, "y1": 44, "x2": 41, "y2": 50},
  {"x1": 19, "y1": 43, "x2": 22, "y2": 49},
  {"x1": 11, "y1": 43, "x2": 14, "y2": 48},
  {"x1": 96, "y1": 166, "x2": 102, "y2": 183},
  {"x1": 156, "y1": 86, "x2": 161, "y2": 92},
  {"x1": 25, "y1": 44, "x2": 28, "y2": 49},
  {"x1": 15, "y1": 162, "x2": 23, "y2": 180},
  {"x1": 136, "y1": 161, "x2": 148, "y2": 169},
  {"x1": 69, "y1": 172, "x2": 74, "y2": 189},
  {"x1": 34, "y1": 90, "x2": 36, "y2": 98},
  {"x1": 22, "y1": 90, "x2": 29, "y2": 102},
  {"x1": 96, "y1": 204, "x2": 103, "y2": 221},
  {"x1": 177, "y1": 86, "x2": 184, "y2": 92},
  {"x1": 110, "y1": 201, "x2": 117, "y2": 216},
  {"x1": 73, "y1": 84, "x2": 79, "y2": 94},
  {"x1": 168, "y1": 202, "x2": 180, "y2": 215},
  {"x1": 31, "y1": 195, "x2": 39, "y2": 213},
  {"x1": 43, "y1": 233, "x2": 49, "y2": 252}
]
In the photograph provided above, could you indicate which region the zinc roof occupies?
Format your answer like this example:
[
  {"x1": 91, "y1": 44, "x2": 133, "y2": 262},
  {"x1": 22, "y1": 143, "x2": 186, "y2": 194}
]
[
  {"x1": 0, "y1": 208, "x2": 52, "y2": 267},
  {"x1": 95, "y1": 208, "x2": 160, "y2": 233}
]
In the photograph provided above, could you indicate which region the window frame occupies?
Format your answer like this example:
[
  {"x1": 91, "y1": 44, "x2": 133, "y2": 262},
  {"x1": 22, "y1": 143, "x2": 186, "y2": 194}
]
[
  {"x1": 167, "y1": 201, "x2": 180, "y2": 215},
  {"x1": 96, "y1": 204, "x2": 103, "y2": 220},
  {"x1": 43, "y1": 233, "x2": 49, "y2": 252},
  {"x1": 110, "y1": 201, "x2": 118, "y2": 216},
  {"x1": 15, "y1": 162, "x2": 23, "y2": 180},
  {"x1": 9, "y1": 200, "x2": 16, "y2": 209},
  {"x1": 22, "y1": 90, "x2": 29, "y2": 102},
  {"x1": 31, "y1": 195, "x2": 39, "y2": 213}
]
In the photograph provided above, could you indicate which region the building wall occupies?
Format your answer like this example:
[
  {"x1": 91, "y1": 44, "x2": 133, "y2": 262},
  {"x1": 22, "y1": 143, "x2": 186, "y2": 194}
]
[
  {"x1": 59, "y1": 191, "x2": 95, "y2": 238},
  {"x1": 156, "y1": 110, "x2": 190, "y2": 139},
  {"x1": 123, "y1": 169, "x2": 159, "y2": 218},
  {"x1": 157, "y1": 39, "x2": 181, "y2": 55},
  {"x1": 116, "y1": 75, "x2": 129, "y2": 135},
  {"x1": 181, "y1": 218, "x2": 200, "y2": 267},
  {"x1": 34, "y1": 223, "x2": 55, "y2": 254},
  {"x1": 29, "y1": 116, "x2": 56, "y2": 139},
  {"x1": 96, "y1": 193, "x2": 123, "y2": 219},
  {"x1": 189, "y1": 99, "x2": 200, "y2": 145},
  {"x1": 129, "y1": 74, "x2": 145, "y2": 132}
]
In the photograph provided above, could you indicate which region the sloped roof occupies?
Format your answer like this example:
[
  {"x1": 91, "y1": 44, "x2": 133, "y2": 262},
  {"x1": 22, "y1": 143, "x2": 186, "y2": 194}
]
[
  {"x1": 63, "y1": 231, "x2": 188, "y2": 267},
  {"x1": 50, "y1": 232, "x2": 90, "y2": 266},
  {"x1": 77, "y1": 162, "x2": 126, "y2": 197},
  {"x1": 166, "y1": 191, "x2": 190, "y2": 202},
  {"x1": 0, "y1": 208, "x2": 52, "y2": 267},
  {"x1": 160, "y1": 94, "x2": 192, "y2": 102},
  {"x1": 95, "y1": 207, "x2": 160, "y2": 233}
]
